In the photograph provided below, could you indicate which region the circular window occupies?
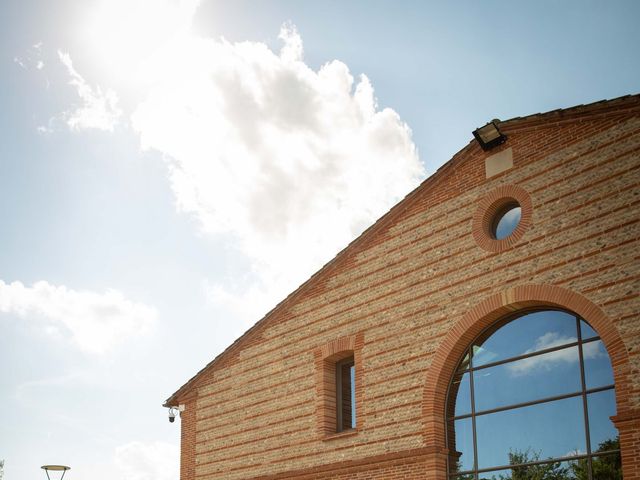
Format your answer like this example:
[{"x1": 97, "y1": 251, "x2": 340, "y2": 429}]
[
  {"x1": 492, "y1": 203, "x2": 521, "y2": 239},
  {"x1": 472, "y1": 185, "x2": 532, "y2": 253}
]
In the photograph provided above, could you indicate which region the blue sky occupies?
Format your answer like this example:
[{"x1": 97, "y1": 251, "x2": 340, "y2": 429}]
[{"x1": 0, "y1": 2, "x2": 638, "y2": 480}]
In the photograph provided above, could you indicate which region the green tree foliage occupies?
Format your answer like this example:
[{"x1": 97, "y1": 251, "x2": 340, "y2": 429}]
[
  {"x1": 505, "y1": 451, "x2": 568, "y2": 480},
  {"x1": 480, "y1": 449, "x2": 569, "y2": 480},
  {"x1": 571, "y1": 437, "x2": 622, "y2": 480},
  {"x1": 452, "y1": 460, "x2": 474, "y2": 480},
  {"x1": 475, "y1": 438, "x2": 622, "y2": 480},
  {"x1": 454, "y1": 438, "x2": 622, "y2": 480},
  {"x1": 0, "y1": 459, "x2": 4, "y2": 480}
]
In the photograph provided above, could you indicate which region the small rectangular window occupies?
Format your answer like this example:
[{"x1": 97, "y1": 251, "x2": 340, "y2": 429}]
[{"x1": 336, "y1": 356, "x2": 356, "y2": 431}]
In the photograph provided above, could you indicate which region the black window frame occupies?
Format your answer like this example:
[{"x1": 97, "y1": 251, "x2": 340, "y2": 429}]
[{"x1": 336, "y1": 356, "x2": 356, "y2": 432}]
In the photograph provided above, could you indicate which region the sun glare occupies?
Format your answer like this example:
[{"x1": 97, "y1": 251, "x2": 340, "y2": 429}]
[{"x1": 82, "y1": 0, "x2": 199, "y2": 84}]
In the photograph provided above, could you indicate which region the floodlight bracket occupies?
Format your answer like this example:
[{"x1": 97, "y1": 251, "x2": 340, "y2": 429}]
[{"x1": 472, "y1": 120, "x2": 507, "y2": 151}]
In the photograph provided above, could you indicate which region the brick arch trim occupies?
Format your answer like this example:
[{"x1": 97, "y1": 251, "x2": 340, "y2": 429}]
[
  {"x1": 319, "y1": 334, "x2": 358, "y2": 360},
  {"x1": 472, "y1": 184, "x2": 533, "y2": 252},
  {"x1": 421, "y1": 284, "x2": 632, "y2": 449}
]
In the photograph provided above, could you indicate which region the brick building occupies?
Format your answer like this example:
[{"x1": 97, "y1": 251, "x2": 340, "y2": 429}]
[{"x1": 165, "y1": 95, "x2": 640, "y2": 480}]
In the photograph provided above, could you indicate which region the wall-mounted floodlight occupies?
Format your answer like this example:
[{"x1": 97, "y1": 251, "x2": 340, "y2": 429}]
[
  {"x1": 473, "y1": 120, "x2": 507, "y2": 151},
  {"x1": 41, "y1": 465, "x2": 70, "y2": 480}
]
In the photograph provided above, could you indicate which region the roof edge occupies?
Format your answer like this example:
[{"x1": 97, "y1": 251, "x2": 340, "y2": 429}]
[{"x1": 164, "y1": 92, "x2": 640, "y2": 406}]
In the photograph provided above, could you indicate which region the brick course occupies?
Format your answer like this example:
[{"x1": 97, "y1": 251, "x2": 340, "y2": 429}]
[{"x1": 167, "y1": 95, "x2": 640, "y2": 479}]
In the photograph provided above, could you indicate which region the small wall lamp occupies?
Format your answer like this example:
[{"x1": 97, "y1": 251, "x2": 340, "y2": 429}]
[{"x1": 473, "y1": 120, "x2": 507, "y2": 151}]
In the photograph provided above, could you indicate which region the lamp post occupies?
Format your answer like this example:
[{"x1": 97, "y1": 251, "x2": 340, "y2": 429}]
[{"x1": 41, "y1": 465, "x2": 70, "y2": 480}]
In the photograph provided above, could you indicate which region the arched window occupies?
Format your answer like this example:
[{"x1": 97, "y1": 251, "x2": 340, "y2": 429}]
[{"x1": 447, "y1": 309, "x2": 622, "y2": 479}]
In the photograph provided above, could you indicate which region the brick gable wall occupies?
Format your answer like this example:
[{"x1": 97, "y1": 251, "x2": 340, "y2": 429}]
[{"x1": 174, "y1": 99, "x2": 640, "y2": 480}]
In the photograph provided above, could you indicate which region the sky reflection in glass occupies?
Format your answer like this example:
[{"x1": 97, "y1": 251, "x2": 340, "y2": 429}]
[
  {"x1": 473, "y1": 346, "x2": 582, "y2": 412},
  {"x1": 584, "y1": 340, "x2": 615, "y2": 389},
  {"x1": 472, "y1": 310, "x2": 578, "y2": 368},
  {"x1": 450, "y1": 310, "x2": 619, "y2": 478},
  {"x1": 452, "y1": 371, "x2": 471, "y2": 417},
  {"x1": 494, "y1": 206, "x2": 521, "y2": 240},
  {"x1": 580, "y1": 319, "x2": 599, "y2": 340},
  {"x1": 588, "y1": 389, "x2": 618, "y2": 449},
  {"x1": 454, "y1": 417, "x2": 474, "y2": 471},
  {"x1": 475, "y1": 396, "x2": 586, "y2": 469}
]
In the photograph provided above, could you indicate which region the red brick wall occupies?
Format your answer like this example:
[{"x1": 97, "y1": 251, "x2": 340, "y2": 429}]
[
  {"x1": 173, "y1": 97, "x2": 640, "y2": 480},
  {"x1": 180, "y1": 396, "x2": 196, "y2": 480}
]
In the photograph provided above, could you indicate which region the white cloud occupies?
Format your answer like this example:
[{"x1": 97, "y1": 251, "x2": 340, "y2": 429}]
[
  {"x1": 58, "y1": 51, "x2": 122, "y2": 131},
  {"x1": 14, "y1": 56, "x2": 27, "y2": 69},
  {"x1": 28, "y1": 15, "x2": 424, "y2": 322},
  {"x1": 132, "y1": 24, "x2": 425, "y2": 320},
  {"x1": 0, "y1": 280, "x2": 156, "y2": 354},
  {"x1": 37, "y1": 124, "x2": 53, "y2": 135},
  {"x1": 508, "y1": 332, "x2": 603, "y2": 376},
  {"x1": 115, "y1": 441, "x2": 178, "y2": 480},
  {"x1": 14, "y1": 42, "x2": 44, "y2": 70}
]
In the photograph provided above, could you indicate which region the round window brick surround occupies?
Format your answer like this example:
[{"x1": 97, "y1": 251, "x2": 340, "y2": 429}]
[{"x1": 472, "y1": 185, "x2": 532, "y2": 252}]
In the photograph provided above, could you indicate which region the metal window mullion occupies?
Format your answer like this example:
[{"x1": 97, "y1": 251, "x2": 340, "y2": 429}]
[
  {"x1": 468, "y1": 347, "x2": 479, "y2": 480},
  {"x1": 336, "y1": 361, "x2": 343, "y2": 432},
  {"x1": 450, "y1": 383, "x2": 614, "y2": 421},
  {"x1": 457, "y1": 336, "x2": 601, "y2": 375},
  {"x1": 350, "y1": 364, "x2": 356, "y2": 429},
  {"x1": 577, "y1": 316, "x2": 594, "y2": 480}
]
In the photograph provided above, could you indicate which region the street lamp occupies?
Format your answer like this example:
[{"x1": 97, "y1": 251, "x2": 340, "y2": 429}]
[{"x1": 41, "y1": 465, "x2": 70, "y2": 480}]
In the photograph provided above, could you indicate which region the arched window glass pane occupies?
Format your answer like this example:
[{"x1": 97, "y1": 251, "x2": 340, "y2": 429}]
[
  {"x1": 472, "y1": 345, "x2": 582, "y2": 412},
  {"x1": 453, "y1": 418, "x2": 474, "y2": 472},
  {"x1": 584, "y1": 340, "x2": 615, "y2": 389},
  {"x1": 451, "y1": 371, "x2": 471, "y2": 417},
  {"x1": 581, "y1": 319, "x2": 599, "y2": 340},
  {"x1": 448, "y1": 309, "x2": 620, "y2": 480},
  {"x1": 475, "y1": 396, "x2": 586, "y2": 470},
  {"x1": 588, "y1": 389, "x2": 618, "y2": 450},
  {"x1": 472, "y1": 310, "x2": 577, "y2": 368}
]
